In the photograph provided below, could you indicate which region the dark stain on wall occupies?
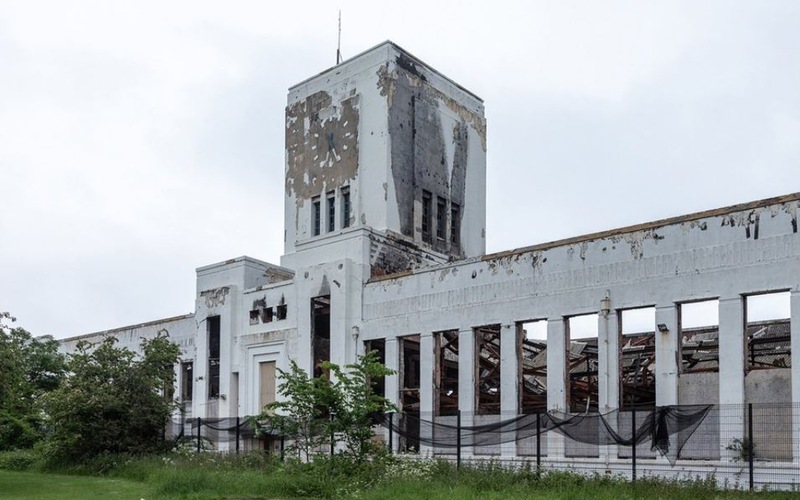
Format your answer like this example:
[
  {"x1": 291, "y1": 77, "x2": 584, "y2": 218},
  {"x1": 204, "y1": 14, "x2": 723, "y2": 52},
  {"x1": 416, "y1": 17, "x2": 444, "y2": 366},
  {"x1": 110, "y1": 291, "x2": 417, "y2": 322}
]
[
  {"x1": 369, "y1": 233, "x2": 437, "y2": 278},
  {"x1": 379, "y1": 56, "x2": 477, "y2": 258}
]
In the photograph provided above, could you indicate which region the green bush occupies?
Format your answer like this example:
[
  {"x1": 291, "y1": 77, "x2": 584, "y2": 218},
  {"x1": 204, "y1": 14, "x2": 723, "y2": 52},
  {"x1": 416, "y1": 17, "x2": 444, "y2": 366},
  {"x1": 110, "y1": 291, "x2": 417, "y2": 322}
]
[
  {"x1": 41, "y1": 334, "x2": 179, "y2": 465},
  {"x1": 0, "y1": 411, "x2": 39, "y2": 451},
  {"x1": 0, "y1": 449, "x2": 40, "y2": 471}
]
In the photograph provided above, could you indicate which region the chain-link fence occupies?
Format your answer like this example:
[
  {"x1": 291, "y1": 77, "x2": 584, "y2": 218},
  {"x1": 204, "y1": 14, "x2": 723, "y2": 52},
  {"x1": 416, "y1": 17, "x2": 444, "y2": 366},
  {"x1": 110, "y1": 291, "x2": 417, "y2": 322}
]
[{"x1": 170, "y1": 403, "x2": 800, "y2": 491}]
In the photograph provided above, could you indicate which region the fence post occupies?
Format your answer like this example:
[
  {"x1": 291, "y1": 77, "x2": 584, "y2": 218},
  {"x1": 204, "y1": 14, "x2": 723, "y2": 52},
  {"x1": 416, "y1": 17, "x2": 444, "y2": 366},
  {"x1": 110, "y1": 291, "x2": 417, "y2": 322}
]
[
  {"x1": 748, "y1": 403, "x2": 754, "y2": 491},
  {"x1": 631, "y1": 408, "x2": 637, "y2": 482},
  {"x1": 536, "y1": 412, "x2": 541, "y2": 470},
  {"x1": 196, "y1": 417, "x2": 202, "y2": 453},
  {"x1": 456, "y1": 410, "x2": 462, "y2": 470},
  {"x1": 388, "y1": 412, "x2": 394, "y2": 454},
  {"x1": 235, "y1": 416, "x2": 240, "y2": 454},
  {"x1": 280, "y1": 435, "x2": 285, "y2": 462},
  {"x1": 330, "y1": 413, "x2": 335, "y2": 456}
]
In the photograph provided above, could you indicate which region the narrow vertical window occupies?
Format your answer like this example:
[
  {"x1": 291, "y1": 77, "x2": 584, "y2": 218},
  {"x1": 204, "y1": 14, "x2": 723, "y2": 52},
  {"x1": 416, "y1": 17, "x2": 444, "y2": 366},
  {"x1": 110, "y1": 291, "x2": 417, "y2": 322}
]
[
  {"x1": 312, "y1": 197, "x2": 321, "y2": 236},
  {"x1": 327, "y1": 191, "x2": 335, "y2": 233},
  {"x1": 450, "y1": 203, "x2": 460, "y2": 245},
  {"x1": 436, "y1": 196, "x2": 446, "y2": 240},
  {"x1": 312, "y1": 296, "x2": 331, "y2": 379},
  {"x1": 341, "y1": 187, "x2": 351, "y2": 228},
  {"x1": 181, "y1": 361, "x2": 193, "y2": 401},
  {"x1": 207, "y1": 316, "x2": 220, "y2": 399},
  {"x1": 422, "y1": 190, "x2": 432, "y2": 243}
]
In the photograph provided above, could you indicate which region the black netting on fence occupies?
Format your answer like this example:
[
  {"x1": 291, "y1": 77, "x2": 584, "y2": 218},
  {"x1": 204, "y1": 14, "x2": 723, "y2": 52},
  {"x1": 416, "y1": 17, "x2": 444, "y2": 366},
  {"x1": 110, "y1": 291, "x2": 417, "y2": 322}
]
[{"x1": 375, "y1": 405, "x2": 712, "y2": 465}]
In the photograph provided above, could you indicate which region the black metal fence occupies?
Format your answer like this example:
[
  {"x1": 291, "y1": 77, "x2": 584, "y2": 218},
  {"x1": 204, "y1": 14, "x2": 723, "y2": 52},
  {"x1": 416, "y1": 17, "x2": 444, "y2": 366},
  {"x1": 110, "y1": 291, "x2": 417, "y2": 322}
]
[{"x1": 169, "y1": 403, "x2": 800, "y2": 491}]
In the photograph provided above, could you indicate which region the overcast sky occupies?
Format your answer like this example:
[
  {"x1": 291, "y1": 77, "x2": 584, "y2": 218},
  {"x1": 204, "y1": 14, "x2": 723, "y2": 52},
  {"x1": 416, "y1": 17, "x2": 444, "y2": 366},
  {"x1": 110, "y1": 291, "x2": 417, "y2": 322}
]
[{"x1": 1, "y1": 1, "x2": 798, "y2": 339}]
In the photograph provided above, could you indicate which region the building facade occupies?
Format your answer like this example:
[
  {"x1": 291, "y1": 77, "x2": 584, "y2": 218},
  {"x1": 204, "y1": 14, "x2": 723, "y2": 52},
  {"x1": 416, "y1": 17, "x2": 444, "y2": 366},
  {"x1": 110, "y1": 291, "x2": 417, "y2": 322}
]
[{"x1": 61, "y1": 42, "x2": 800, "y2": 472}]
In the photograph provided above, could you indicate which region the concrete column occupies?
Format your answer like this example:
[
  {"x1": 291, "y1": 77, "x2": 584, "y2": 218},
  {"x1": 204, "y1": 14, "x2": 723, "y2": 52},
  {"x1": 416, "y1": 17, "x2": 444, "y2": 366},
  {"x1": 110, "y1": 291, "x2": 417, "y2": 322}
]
[
  {"x1": 598, "y1": 311, "x2": 619, "y2": 461},
  {"x1": 419, "y1": 332, "x2": 435, "y2": 457},
  {"x1": 546, "y1": 318, "x2": 566, "y2": 459},
  {"x1": 598, "y1": 311, "x2": 619, "y2": 412},
  {"x1": 193, "y1": 309, "x2": 208, "y2": 419},
  {"x1": 385, "y1": 338, "x2": 400, "y2": 453},
  {"x1": 718, "y1": 296, "x2": 745, "y2": 461},
  {"x1": 500, "y1": 323, "x2": 518, "y2": 457},
  {"x1": 458, "y1": 327, "x2": 476, "y2": 458},
  {"x1": 655, "y1": 304, "x2": 679, "y2": 406},
  {"x1": 790, "y1": 290, "x2": 800, "y2": 462}
]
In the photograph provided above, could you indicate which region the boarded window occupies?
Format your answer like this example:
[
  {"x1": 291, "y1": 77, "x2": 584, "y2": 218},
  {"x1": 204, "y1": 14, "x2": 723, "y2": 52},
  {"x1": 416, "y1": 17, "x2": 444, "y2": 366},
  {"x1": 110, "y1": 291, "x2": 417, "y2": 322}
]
[
  {"x1": 259, "y1": 361, "x2": 276, "y2": 411},
  {"x1": 476, "y1": 325, "x2": 501, "y2": 415},
  {"x1": 181, "y1": 361, "x2": 193, "y2": 401}
]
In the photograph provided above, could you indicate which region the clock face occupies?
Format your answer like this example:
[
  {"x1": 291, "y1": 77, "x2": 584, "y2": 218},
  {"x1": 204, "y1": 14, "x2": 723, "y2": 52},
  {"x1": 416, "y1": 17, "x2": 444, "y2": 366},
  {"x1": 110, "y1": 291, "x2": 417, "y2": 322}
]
[{"x1": 285, "y1": 91, "x2": 360, "y2": 203}]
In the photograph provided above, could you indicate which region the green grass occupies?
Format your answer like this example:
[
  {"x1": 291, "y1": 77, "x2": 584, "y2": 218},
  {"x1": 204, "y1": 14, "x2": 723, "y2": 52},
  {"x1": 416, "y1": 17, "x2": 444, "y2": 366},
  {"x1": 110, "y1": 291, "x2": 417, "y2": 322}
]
[
  {"x1": 0, "y1": 469, "x2": 150, "y2": 499},
  {"x1": 1, "y1": 451, "x2": 799, "y2": 499}
]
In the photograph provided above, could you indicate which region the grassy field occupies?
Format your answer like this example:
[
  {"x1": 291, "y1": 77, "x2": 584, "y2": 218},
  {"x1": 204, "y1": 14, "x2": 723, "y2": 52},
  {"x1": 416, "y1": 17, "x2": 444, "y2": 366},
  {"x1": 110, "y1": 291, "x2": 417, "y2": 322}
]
[
  {"x1": 0, "y1": 470, "x2": 149, "y2": 499},
  {"x1": 1, "y1": 451, "x2": 798, "y2": 499}
]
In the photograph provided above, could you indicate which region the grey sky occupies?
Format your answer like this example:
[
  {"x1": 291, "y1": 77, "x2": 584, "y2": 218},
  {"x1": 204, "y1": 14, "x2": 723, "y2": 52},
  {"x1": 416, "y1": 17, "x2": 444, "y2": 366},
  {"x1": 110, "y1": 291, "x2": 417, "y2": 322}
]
[{"x1": 1, "y1": 1, "x2": 797, "y2": 338}]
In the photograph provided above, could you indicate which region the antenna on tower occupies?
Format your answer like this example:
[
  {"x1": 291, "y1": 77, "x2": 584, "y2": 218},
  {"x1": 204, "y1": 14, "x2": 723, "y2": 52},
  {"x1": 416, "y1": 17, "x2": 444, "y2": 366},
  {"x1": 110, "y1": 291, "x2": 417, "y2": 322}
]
[{"x1": 336, "y1": 10, "x2": 343, "y2": 64}]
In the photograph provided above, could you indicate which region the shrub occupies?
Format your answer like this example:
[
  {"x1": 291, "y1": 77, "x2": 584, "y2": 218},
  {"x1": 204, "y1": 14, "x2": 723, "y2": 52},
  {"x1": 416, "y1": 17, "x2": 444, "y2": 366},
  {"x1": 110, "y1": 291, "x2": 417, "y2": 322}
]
[{"x1": 0, "y1": 449, "x2": 40, "y2": 471}]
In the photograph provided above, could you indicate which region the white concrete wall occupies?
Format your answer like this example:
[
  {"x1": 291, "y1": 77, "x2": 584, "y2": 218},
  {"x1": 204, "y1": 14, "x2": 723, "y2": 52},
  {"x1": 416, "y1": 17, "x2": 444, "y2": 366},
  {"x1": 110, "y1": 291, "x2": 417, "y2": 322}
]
[{"x1": 363, "y1": 198, "x2": 800, "y2": 421}]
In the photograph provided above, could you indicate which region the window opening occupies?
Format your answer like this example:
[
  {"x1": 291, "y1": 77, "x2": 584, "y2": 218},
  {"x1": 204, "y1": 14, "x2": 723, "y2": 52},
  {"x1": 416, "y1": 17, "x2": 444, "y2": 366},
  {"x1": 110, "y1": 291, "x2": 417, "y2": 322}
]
[
  {"x1": 745, "y1": 291, "x2": 790, "y2": 371},
  {"x1": 434, "y1": 330, "x2": 459, "y2": 416},
  {"x1": 436, "y1": 197, "x2": 446, "y2": 240},
  {"x1": 421, "y1": 190, "x2": 432, "y2": 243},
  {"x1": 518, "y1": 320, "x2": 547, "y2": 413},
  {"x1": 249, "y1": 309, "x2": 259, "y2": 325},
  {"x1": 567, "y1": 314, "x2": 598, "y2": 412},
  {"x1": 181, "y1": 361, "x2": 193, "y2": 401},
  {"x1": 341, "y1": 187, "x2": 351, "y2": 228},
  {"x1": 327, "y1": 191, "x2": 335, "y2": 233},
  {"x1": 364, "y1": 339, "x2": 386, "y2": 398},
  {"x1": 680, "y1": 299, "x2": 720, "y2": 374},
  {"x1": 450, "y1": 203, "x2": 460, "y2": 246},
  {"x1": 276, "y1": 304, "x2": 287, "y2": 321},
  {"x1": 400, "y1": 335, "x2": 421, "y2": 452},
  {"x1": 619, "y1": 307, "x2": 656, "y2": 410},
  {"x1": 311, "y1": 296, "x2": 331, "y2": 379},
  {"x1": 207, "y1": 316, "x2": 221, "y2": 399},
  {"x1": 476, "y1": 325, "x2": 501, "y2": 415},
  {"x1": 312, "y1": 197, "x2": 321, "y2": 236}
]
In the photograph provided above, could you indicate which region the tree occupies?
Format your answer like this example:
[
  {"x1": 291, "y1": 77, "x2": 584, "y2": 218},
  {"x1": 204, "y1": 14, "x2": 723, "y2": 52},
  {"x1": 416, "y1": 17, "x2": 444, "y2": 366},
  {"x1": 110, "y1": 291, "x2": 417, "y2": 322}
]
[
  {"x1": 258, "y1": 351, "x2": 396, "y2": 462},
  {"x1": 0, "y1": 318, "x2": 66, "y2": 450},
  {"x1": 258, "y1": 359, "x2": 337, "y2": 461},
  {"x1": 325, "y1": 350, "x2": 397, "y2": 462},
  {"x1": 41, "y1": 333, "x2": 180, "y2": 463}
]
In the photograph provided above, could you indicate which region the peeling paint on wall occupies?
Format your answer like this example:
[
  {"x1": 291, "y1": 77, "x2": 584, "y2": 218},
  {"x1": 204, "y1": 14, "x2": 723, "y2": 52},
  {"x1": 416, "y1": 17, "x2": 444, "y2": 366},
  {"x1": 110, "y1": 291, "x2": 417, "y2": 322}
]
[
  {"x1": 285, "y1": 91, "x2": 360, "y2": 206},
  {"x1": 201, "y1": 287, "x2": 230, "y2": 308}
]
